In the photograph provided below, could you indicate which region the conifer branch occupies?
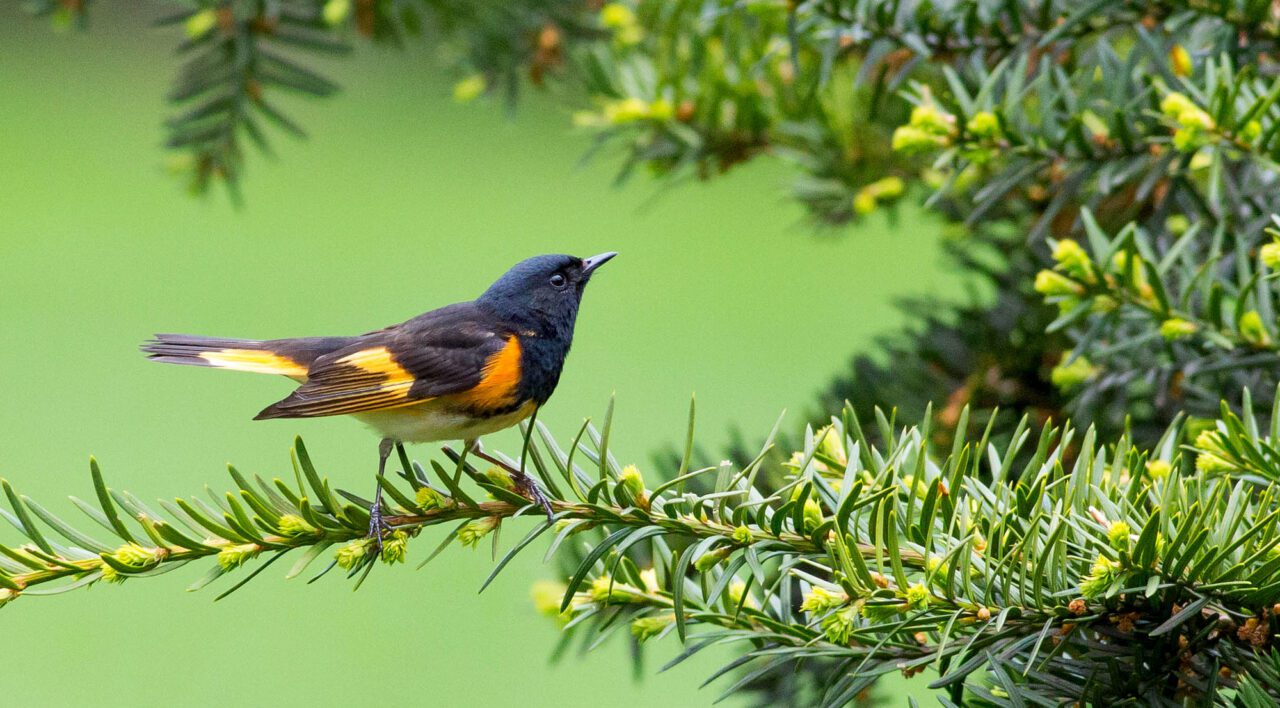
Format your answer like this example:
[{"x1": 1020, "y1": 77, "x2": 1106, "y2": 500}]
[{"x1": 7, "y1": 395, "x2": 1280, "y2": 703}]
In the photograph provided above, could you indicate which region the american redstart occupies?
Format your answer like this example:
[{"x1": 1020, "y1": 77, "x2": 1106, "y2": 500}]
[{"x1": 143, "y1": 252, "x2": 616, "y2": 542}]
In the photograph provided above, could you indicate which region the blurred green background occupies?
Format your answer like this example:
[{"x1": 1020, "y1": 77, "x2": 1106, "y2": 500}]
[{"x1": 1, "y1": 6, "x2": 952, "y2": 705}]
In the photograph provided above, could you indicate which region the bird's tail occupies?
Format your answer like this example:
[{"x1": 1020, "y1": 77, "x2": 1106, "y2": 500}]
[{"x1": 141, "y1": 334, "x2": 352, "y2": 378}]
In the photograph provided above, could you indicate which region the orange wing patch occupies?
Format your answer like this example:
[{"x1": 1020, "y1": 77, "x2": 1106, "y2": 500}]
[
  {"x1": 199, "y1": 349, "x2": 307, "y2": 377},
  {"x1": 453, "y1": 336, "x2": 522, "y2": 411},
  {"x1": 254, "y1": 346, "x2": 424, "y2": 419},
  {"x1": 308, "y1": 346, "x2": 418, "y2": 408},
  {"x1": 336, "y1": 347, "x2": 413, "y2": 381}
]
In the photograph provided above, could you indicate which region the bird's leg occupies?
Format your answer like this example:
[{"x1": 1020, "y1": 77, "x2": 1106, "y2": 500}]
[
  {"x1": 367, "y1": 438, "x2": 395, "y2": 552},
  {"x1": 466, "y1": 437, "x2": 554, "y2": 520},
  {"x1": 516, "y1": 409, "x2": 554, "y2": 520}
]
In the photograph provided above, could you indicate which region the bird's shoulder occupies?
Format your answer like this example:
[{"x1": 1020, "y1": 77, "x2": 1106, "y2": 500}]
[{"x1": 392, "y1": 301, "x2": 516, "y2": 344}]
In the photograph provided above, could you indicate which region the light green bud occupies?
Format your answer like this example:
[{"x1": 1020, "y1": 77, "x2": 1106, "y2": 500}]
[
  {"x1": 184, "y1": 9, "x2": 218, "y2": 39},
  {"x1": 904, "y1": 582, "x2": 930, "y2": 610},
  {"x1": 966, "y1": 111, "x2": 999, "y2": 138},
  {"x1": 112, "y1": 543, "x2": 163, "y2": 570},
  {"x1": 694, "y1": 547, "x2": 732, "y2": 572},
  {"x1": 1050, "y1": 239, "x2": 1094, "y2": 282},
  {"x1": 1159, "y1": 318, "x2": 1197, "y2": 341},
  {"x1": 415, "y1": 486, "x2": 450, "y2": 511},
  {"x1": 1079, "y1": 555, "x2": 1119, "y2": 599},
  {"x1": 1177, "y1": 107, "x2": 1214, "y2": 131},
  {"x1": 380, "y1": 530, "x2": 409, "y2": 564},
  {"x1": 802, "y1": 498, "x2": 824, "y2": 532},
  {"x1": 603, "y1": 97, "x2": 652, "y2": 124},
  {"x1": 1090, "y1": 295, "x2": 1119, "y2": 313},
  {"x1": 1160, "y1": 92, "x2": 1197, "y2": 118},
  {"x1": 800, "y1": 586, "x2": 847, "y2": 614},
  {"x1": 335, "y1": 538, "x2": 373, "y2": 569},
  {"x1": 1081, "y1": 110, "x2": 1110, "y2": 140},
  {"x1": 452, "y1": 75, "x2": 487, "y2": 104},
  {"x1": 1171, "y1": 128, "x2": 1198, "y2": 151},
  {"x1": 1034, "y1": 269, "x2": 1085, "y2": 297},
  {"x1": 217, "y1": 543, "x2": 261, "y2": 570},
  {"x1": 530, "y1": 579, "x2": 571, "y2": 621},
  {"x1": 868, "y1": 176, "x2": 904, "y2": 198},
  {"x1": 1165, "y1": 214, "x2": 1191, "y2": 236},
  {"x1": 630, "y1": 614, "x2": 673, "y2": 642},
  {"x1": 909, "y1": 103, "x2": 956, "y2": 135},
  {"x1": 483, "y1": 467, "x2": 516, "y2": 491},
  {"x1": 619, "y1": 465, "x2": 646, "y2": 500},
  {"x1": 1145, "y1": 460, "x2": 1172, "y2": 480},
  {"x1": 821, "y1": 606, "x2": 858, "y2": 644},
  {"x1": 1050, "y1": 353, "x2": 1097, "y2": 392},
  {"x1": 322, "y1": 0, "x2": 351, "y2": 26},
  {"x1": 852, "y1": 189, "x2": 878, "y2": 215},
  {"x1": 457, "y1": 516, "x2": 500, "y2": 547},
  {"x1": 589, "y1": 574, "x2": 643, "y2": 603},
  {"x1": 277, "y1": 514, "x2": 314, "y2": 538},
  {"x1": 1107, "y1": 522, "x2": 1131, "y2": 550},
  {"x1": 600, "y1": 3, "x2": 636, "y2": 29},
  {"x1": 99, "y1": 564, "x2": 124, "y2": 584},
  {"x1": 1262, "y1": 242, "x2": 1280, "y2": 270},
  {"x1": 891, "y1": 125, "x2": 950, "y2": 154},
  {"x1": 1239, "y1": 310, "x2": 1273, "y2": 347}
]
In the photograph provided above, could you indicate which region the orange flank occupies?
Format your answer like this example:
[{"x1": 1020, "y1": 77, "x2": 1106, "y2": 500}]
[
  {"x1": 454, "y1": 336, "x2": 522, "y2": 411},
  {"x1": 198, "y1": 349, "x2": 307, "y2": 377}
]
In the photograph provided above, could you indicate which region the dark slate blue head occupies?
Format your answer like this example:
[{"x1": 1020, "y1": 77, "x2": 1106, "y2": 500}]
[{"x1": 477, "y1": 252, "x2": 616, "y2": 336}]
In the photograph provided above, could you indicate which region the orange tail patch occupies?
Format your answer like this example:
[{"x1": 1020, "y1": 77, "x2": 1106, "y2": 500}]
[
  {"x1": 197, "y1": 349, "x2": 308, "y2": 377},
  {"x1": 142, "y1": 334, "x2": 308, "y2": 377}
]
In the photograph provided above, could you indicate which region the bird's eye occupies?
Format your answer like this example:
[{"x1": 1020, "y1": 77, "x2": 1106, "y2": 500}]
[{"x1": 549, "y1": 273, "x2": 567, "y2": 288}]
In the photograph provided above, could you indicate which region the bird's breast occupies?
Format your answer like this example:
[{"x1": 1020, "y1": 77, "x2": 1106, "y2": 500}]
[
  {"x1": 513, "y1": 333, "x2": 570, "y2": 405},
  {"x1": 353, "y1": 399, "x2": 537, "y2": 443}
]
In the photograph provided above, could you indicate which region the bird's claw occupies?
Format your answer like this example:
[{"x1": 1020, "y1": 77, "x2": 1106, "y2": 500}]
[
  {"x1": 467, "y1": 441, "x2": 554, "y2": 520},
  {"x1": 513, "y1": 473, "x2": 555, "y2": 520}
]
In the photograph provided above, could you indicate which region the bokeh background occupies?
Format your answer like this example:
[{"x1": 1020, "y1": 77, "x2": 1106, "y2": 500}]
[{"x1": 1, "y1": 5, "x2": 952, "y2": 705}]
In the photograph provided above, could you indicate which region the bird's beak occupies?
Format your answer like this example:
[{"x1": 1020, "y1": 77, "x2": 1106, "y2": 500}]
[{"x1": 581, "y1": 251, "x2": 618, "y2": 276}]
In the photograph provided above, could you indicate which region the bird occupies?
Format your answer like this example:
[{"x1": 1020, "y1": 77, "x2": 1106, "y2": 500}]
[{"x1": 141, "y1": 252, "x2": 617, "y2": 544}]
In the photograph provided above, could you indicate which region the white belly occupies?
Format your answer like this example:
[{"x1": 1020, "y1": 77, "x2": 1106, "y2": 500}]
[{"x1": 352, "y1": 400, "x2": 535, "y2": 443}]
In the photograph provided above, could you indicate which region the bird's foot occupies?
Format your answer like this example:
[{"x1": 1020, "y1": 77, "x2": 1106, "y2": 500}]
[
  {"x1": 367, "y1": 498, "x2": 392, "y2": 554},
  {"x1": 511, "y1": 471, "x2": 555, "y2": 520},
  {"x1": 463, "y1": 441, "x2": 554, "y2": 519}
]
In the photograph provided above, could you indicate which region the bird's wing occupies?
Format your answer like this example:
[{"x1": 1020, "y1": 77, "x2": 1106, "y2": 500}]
[{"x1": 255, "y1": 303, "x2": 516, "y2": 419}]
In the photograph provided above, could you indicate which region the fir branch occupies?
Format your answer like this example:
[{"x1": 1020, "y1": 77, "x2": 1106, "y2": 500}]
[
  {"x1": 1029, "y1": 209, "x2": 1280, "y2": 427},
  {"x1": 8, "y1": 396, "x2": 1280, "y2": 704},
  {"x1": 159, "y1": 2, "x2": 350, "y2": 200}
]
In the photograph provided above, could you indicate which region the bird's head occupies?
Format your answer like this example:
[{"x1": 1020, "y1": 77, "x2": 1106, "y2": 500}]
[{"x1": 477, "y1": 252, "x2": 617, "y2": 335}]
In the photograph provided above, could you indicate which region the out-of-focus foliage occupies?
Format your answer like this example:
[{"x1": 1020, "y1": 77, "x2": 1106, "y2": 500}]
[
  {"x1": 548, "y1": 0, "x2": 1280, "y2": 446},
  {"x1": 31, "y1": 1, "x2": 1280, "y2": 444},
  {"x1": 25, "y1": 0, "x2": 609, "y2": 199},
  {"x1": 556, "y1": 0, "x2": 1280, "y2": 447}
]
